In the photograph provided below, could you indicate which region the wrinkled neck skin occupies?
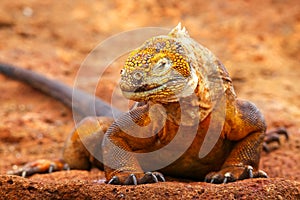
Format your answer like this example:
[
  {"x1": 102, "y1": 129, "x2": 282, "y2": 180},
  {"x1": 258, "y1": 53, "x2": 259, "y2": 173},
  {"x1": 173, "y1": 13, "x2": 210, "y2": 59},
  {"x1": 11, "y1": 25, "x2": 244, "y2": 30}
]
[{"x1": 147, "y1": 88, "x2": 203, "y2": 127}]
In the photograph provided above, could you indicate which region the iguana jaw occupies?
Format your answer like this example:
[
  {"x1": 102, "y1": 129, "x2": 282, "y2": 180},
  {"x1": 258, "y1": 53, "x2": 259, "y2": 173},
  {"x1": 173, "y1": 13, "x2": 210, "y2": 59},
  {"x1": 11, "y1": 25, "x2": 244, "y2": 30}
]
[
  {"x1": 121, "y1": 79, "x2": 183, "y2": 102},
  {"x1": 120, "y1": 68, "x2": 198, "y2": 103}
]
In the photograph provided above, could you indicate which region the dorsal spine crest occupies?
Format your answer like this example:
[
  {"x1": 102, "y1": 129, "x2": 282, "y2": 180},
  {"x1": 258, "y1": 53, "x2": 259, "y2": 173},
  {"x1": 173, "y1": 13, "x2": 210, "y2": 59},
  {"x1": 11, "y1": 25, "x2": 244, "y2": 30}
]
[{"x1": 168, "y1": 22, "x2": 190, "y2": 38}]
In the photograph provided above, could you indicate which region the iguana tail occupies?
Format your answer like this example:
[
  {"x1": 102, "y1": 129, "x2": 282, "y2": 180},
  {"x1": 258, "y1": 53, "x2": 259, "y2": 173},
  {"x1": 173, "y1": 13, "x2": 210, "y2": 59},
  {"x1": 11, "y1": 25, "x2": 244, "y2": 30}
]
[{"x1": 0, "y1": 63, "x2": 123, "y2": 118}]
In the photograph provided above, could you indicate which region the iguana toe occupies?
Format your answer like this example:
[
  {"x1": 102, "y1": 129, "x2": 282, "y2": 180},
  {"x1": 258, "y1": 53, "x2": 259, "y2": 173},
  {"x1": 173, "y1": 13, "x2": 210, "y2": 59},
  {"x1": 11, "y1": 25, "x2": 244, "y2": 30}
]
[
  {"x1": 107, "y1": 171, "x2": 165, "y2": 185},
  {"x1": 107, "y1": 176, "x2": 120, "y2": 184},
  {"x1": 139, "y1": 171, "x2": 165, "y2": 184},
  {"x1": 124, "y1": 174, "x2": 138, "y2": 185},
  {"x1": 7, "y1": 159, "x2": 68, "y2": 177},
  {"x1": 204, "y1": 165, "x2": 266, "y2": 184},
  {"x1": 263, "y1": 127, "x2": 289, "y2": 152}
]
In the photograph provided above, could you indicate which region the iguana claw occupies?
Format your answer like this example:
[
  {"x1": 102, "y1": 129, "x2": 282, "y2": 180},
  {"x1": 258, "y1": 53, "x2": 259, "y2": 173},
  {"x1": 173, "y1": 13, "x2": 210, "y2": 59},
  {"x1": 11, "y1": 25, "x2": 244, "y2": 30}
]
[
  {"x1": 107, "y1": 176, "x2": 120, "y2": 184},
  {"x1": 124, "y1": 174, "x2": 138, "y2": 185},
  {"x1": 223, "y1": 172, "x2": 234, "y2": 183},
  {"x1": 204, "y1": 165, "x2": 266, "y2": 184},
  {"x1": 7, "y1": 159, "x2": 69, "y2": 177},
  {"x1": 263, "y1": 127, "x2": 289, "y2": 152},
  {"x1": 221, "y1": 166, "x2": 261, "y2": 183},
  {"x1": 139, "y1": 171, "x2": 165, "y2": 184},
  {"x1": 107, "y1": 171, "x2": 165, "y2": 185}
]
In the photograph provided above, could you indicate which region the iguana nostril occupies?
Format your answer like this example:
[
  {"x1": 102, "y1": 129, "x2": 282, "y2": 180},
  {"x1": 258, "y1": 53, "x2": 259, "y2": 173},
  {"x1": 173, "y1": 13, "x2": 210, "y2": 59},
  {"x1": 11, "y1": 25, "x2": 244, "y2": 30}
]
[
  {"x1": 120, "y1": 69, "x2": 125, "y2": 75},
  {"x1": 133, "y1": 71, "x2": 143, "y2": 81}
]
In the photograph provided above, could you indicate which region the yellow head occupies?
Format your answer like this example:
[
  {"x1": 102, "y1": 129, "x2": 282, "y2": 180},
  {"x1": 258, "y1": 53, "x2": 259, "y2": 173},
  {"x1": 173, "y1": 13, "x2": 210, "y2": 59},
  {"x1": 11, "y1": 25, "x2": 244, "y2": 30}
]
[{"x1": 120, "y1": 24, "x2": 198, "y2": 102}]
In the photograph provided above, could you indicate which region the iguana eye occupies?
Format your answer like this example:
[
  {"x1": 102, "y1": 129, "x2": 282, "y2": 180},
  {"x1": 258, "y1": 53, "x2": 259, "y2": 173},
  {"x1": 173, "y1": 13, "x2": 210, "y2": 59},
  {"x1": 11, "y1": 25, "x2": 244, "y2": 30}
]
[
  {"x1": 154, "y1": 58, "x2": 172, "y2": 72},
  {"x1": 157, "y1": 61, "x2": 166, "y2": 70}
]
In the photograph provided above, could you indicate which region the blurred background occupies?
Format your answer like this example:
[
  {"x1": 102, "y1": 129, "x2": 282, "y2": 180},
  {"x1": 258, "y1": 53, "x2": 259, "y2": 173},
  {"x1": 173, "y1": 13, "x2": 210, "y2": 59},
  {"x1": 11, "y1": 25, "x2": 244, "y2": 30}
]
[{"x1": 0, "y1": 0, "x2": 299, "y2": 181}]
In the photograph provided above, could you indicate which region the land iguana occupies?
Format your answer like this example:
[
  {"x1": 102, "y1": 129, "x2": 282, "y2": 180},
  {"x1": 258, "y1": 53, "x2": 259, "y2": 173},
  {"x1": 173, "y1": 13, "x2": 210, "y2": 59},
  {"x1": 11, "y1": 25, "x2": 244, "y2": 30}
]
[{"x1": 1, "y1": 23, "x2": 288, "y2": 184}]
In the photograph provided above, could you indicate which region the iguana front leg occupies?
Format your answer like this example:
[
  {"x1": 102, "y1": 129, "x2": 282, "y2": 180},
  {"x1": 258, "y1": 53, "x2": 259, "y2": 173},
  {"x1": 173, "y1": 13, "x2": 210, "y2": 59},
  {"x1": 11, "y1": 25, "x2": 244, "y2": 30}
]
[
  {"x1": 205, "y1": 131, "x2": 268, "y2": 183},
  {"x1": 102, "y1": 105, "x2": 165, "y2": 185},
  {"x1": 205, "y1": 100, "x2": 268, "y2": 183}
]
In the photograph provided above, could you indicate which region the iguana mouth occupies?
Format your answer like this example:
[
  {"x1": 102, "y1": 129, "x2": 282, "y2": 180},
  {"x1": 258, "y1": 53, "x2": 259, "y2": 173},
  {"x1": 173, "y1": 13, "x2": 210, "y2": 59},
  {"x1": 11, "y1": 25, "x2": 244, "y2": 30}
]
[
  {"x1": 133, "y1": 84, "x2": 159, "y2": 93},
  {"x1": 122, "y1": 83, "x2": 167, "y2": 97},
  {"x1": 121, "y1": 79, "x2": 184, "y2": 101}
]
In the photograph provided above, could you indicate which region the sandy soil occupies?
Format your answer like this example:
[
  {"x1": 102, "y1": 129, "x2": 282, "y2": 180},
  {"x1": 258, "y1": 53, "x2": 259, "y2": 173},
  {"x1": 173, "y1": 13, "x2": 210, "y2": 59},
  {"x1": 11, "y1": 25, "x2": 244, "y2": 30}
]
[{"x1": 0, "y1": 0, "x2": 299, "y2": 199}]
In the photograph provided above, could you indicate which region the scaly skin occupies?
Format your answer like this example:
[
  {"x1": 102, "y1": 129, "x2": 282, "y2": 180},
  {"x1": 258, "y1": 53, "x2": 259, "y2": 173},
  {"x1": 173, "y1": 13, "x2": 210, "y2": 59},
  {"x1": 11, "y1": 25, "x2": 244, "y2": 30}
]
[
  {"x1": 3, "y1": 23, "x2": 288, "y2": 184},
  {"x1": 102, "y1": 23, "x2": 268, "y2": 184}
]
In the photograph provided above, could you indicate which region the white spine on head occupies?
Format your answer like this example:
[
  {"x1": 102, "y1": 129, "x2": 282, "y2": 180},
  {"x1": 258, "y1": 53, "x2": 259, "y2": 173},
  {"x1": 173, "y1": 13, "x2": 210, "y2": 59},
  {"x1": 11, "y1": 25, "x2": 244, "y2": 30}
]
[{"x1": 168, "y1": 22, "x2": 190, "y2": 38}]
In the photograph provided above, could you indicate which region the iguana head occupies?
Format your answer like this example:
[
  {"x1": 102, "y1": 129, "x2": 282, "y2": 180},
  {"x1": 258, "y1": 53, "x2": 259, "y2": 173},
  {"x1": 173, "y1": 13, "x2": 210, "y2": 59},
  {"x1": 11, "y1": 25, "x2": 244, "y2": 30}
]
[{"x1": 120, "y1": 23, "x2": 199, "y2": 103}]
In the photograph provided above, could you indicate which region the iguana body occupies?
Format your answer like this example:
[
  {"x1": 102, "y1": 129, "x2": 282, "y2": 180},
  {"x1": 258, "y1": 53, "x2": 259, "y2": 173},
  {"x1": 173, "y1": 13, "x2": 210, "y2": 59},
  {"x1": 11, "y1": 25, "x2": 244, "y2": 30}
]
[
  {"x1": 102, "y1": 24, "x2": 267, "y2": 184},
  {"x1": 1, "y1": 24, "x2": 287, "y2": 184}
]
